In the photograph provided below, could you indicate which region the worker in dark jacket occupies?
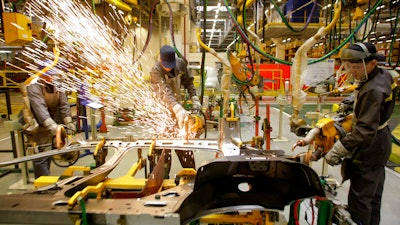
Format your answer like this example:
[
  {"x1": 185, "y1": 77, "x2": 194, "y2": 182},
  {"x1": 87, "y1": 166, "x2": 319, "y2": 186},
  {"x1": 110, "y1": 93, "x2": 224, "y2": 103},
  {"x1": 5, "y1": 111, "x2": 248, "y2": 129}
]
[
  {"x1": 23, "y1": 62, "x2": 74, "y2": 179},
  {"x1": 150, "y1": 45, "x2": 201, "y2": 129},
  {"x1": 325, "y1": 42, "x2": 396, "y2": 225}
]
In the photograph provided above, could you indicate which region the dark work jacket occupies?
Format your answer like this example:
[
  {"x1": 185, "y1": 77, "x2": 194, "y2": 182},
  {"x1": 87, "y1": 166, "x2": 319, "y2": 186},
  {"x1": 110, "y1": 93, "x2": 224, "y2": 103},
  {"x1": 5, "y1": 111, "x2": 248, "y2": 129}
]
[
  {"x1": 341, "y1": 67, "x2": 395, "y2": 165},
  {"x1": 150, "y1": 58, "x2": 196, "y2": 109}
]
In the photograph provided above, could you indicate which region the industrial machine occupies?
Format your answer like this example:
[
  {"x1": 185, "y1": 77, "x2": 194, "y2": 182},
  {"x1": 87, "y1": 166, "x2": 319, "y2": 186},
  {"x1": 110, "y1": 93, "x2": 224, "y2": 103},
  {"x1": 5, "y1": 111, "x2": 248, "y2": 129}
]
[
  {"x1": 0, "y1": 104, "x2": 357, "y2": 225},
  {"x1": 291, "y1": 100, "x2": 354, "y2": 165}
]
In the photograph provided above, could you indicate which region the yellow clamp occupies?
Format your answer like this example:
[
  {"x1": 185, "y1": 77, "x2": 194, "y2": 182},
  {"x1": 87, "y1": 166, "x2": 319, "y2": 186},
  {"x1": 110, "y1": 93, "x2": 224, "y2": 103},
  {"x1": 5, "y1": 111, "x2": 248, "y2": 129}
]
[{"x1": 68, "y1": 182, "x2": 105, "y2": 209}]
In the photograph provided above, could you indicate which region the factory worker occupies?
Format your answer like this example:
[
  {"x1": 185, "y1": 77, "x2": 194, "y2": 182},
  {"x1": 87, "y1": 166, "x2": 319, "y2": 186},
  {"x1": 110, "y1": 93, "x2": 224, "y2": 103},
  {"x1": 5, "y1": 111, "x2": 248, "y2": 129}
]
[
  {"x1": 21, "y1": 61, "x2": 74, "y2": 179},
  {"x1": 150, "y1": 45, "x2": 201, "y2": 129},
  {"x1": 324, "y1": 42, "x2": 395, "y2": 225}
]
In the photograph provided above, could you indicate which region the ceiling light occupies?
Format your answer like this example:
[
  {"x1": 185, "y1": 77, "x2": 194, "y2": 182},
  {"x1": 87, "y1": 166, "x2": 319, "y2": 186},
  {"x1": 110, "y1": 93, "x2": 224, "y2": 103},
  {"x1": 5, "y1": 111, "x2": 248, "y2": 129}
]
[
  {"x1": 386, "y1": 17, "x2": 396, "y2": 22},
  {"x1": 227, "y1": 36, "x2": 239, "y2": 48},
  {"x1": 376, "y1": 5, "x2": 385, "y2": 10}
]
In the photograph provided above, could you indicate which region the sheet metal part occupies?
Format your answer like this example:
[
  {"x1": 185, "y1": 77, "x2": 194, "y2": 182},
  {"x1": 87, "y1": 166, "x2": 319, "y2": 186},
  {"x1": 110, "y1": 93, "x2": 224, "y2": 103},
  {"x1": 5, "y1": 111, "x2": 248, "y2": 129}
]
[
  {"x1": 0, "y1": 147, "x2": 327, "y2": 225},
  {"x1": 0, "y1": 139, "x2": 220, "y2": 167}
]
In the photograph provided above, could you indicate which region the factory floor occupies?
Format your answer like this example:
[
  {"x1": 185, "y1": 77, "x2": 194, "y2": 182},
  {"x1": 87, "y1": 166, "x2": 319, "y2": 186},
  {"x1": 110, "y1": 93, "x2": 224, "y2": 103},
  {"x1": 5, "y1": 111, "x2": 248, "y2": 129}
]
[{"x1": 0, "y1": 90, "x2": 400, "y2": 224}]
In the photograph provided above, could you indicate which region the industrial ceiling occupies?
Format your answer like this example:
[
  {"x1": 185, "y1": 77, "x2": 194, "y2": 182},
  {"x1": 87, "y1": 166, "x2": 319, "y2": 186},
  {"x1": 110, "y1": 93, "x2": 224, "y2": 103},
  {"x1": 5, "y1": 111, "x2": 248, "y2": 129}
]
[
  {"x1": 0, "y1": 0, "x2": 399, "y2": 54},
  {"x1": 191, "y1": 0, "x2": 400, "y2": 52}
]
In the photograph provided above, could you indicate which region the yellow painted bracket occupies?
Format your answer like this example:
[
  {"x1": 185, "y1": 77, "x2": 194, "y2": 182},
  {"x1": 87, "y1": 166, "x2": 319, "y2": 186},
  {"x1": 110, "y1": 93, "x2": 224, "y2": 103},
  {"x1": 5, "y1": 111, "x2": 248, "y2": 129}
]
[
  {"x1": 201, "y1": 210, "x2": 270, "y2": 225},
  {"x1": 68, "y1": 182, "x2": 105, "y2": 209},
  {"x1": 61, "y1": 166, "x2": 91, "y2": 178},
  {"x1": 226, "y1": 102, "x2": 239, "y2": 122},
  {"x1": 148, "y1": 138, "x2": 156, "y2": 158},
  {"x1": 315, "y1": 118, "x2": 337, "y2": 153},
  {"x1": 175, "y1": 168, "x2": 197, "y2": 185},
  {"x1": 93, "y1": 137, "x2": 106, "y2": 157},
  {"x1": 103, "y1": 157, "x2": 144, "y2": 189}
]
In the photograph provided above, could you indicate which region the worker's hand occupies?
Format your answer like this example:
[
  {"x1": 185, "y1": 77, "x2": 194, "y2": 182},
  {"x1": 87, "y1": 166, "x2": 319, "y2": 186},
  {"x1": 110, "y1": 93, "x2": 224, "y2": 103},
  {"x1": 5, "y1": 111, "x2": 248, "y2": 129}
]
[
  {"x1": 63, "y1": 117, "x2": 76, "y2": 134},
  {"x1": 191, "y1": 96, "x2": 202, "y2": 110},
  {"x1": 44, "y1": 118, "x2": 59, "y2": 136},
  {"x1": 173, "y1": 104, "x2": 188, "y2": 129},
  {"x1": 324, "y1": 141, "x2": 352, "y2": 166}
]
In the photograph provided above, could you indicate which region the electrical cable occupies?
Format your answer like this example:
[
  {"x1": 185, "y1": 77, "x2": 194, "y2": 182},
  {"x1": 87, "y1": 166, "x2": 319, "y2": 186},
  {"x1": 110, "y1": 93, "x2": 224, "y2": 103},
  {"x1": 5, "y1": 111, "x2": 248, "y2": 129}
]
[
  {"x1": 132, "y1": 0, "x2": 159, "y2": 65},
  {"x1": 200, "y1": 0, "x2": 207, "y2": 107},
  {"x1": 163, "y1": 0, "x2": 187, "y2": 63},
  {"x1": 359, "y1": 0, "x2": 375, "y2": 42},
  {"x1": 242, "y1": 0, "x2": 255, "y2": 82},
  {"x1": 224, "y1": 0, "x2": 291, "y2": 65},
  {"x1": 308, "y1": 0, "x2": 383, "y2": 65},
  {"x1": 387, "y1": 5, "x2": 400, "y2": 68},
  {"x1": 360, "y1": 3, "x2": 380, "y2": 42}
]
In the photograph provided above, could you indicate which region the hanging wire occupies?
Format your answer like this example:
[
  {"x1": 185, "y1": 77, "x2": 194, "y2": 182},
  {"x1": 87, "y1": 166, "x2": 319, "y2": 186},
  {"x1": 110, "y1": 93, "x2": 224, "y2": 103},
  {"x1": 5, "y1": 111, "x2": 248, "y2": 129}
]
[{"x1": 387, "y1": 6, "x2": 400, "y2": 68}]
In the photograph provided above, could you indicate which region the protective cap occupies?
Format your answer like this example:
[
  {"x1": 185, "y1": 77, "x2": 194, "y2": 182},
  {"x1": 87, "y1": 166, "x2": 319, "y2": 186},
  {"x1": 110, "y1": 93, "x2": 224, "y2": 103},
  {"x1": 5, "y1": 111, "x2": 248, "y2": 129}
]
[
  {"x1": 341, "y1": 42, "x2": 385, "y2": 63},
  {"x1": 160, "y1": 45, "x2": 176, "y2": 68}
]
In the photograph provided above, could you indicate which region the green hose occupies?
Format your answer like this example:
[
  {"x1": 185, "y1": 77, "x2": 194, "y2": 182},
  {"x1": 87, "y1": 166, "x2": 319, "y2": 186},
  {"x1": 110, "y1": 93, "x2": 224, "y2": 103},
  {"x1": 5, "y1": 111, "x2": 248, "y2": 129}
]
[
  {"x1": 224, "y1": 0, "x2": 383, "y2": 65},
  {"x1": 78, "y1": 196, "x2": 88, "y2": 225}
]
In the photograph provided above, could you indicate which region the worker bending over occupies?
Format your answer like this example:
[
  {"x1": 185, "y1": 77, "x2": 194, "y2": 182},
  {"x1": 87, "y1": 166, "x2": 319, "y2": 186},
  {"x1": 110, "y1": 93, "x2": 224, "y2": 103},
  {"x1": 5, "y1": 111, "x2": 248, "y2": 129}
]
[
  {"x1": 150, "y1": 45, "x2": 201, "y2": 129},
  {"x1": 20, "y1": 61, "x2": 75, "y2": 179}
]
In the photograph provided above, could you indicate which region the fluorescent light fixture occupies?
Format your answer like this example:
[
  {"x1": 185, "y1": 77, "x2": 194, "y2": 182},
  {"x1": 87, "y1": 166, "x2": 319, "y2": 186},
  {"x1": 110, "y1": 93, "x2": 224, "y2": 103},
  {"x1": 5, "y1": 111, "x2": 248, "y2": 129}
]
[
  {"x1": 227, "y1": 36, "x2": 239, "y2": 48},
  {"x1": 386, "y1": 17, "x2": 396, "y2": 22},
  {"x1": 196, "y1": 6, "x2": 227, "y2": 11},
  {"x1": 376, "y1": 5, "x2": 385, "y2": 10},
  {"x1": 202, "y1": 29, "x2": 221, "y2": 32}
]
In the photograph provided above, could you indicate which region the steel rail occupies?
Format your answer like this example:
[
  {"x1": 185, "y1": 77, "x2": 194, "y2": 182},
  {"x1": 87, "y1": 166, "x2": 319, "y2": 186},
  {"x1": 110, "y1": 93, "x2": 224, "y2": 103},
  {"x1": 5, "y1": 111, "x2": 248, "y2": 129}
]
[{"x1": 0, "y1": 139, "x2": 221, "y2": 167}]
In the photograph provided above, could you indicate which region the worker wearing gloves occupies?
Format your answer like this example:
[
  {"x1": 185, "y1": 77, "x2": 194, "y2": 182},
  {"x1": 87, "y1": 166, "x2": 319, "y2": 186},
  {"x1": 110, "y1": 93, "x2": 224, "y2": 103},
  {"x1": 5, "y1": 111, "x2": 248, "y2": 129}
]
[
  {"x1": 22, "y1": 61, "x2": 74, "y2": 179},
  {"x1": 150, "y1": 45, "x2": 201, "y2": 129},
  {"x1": 324, "y1": 42, "x2": 395, "y2": 225}
]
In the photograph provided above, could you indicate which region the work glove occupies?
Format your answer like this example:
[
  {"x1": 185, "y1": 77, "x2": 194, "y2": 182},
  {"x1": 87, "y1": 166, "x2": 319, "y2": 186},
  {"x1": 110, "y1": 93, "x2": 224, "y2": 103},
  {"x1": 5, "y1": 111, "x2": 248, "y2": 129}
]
[
  {"x1": 324, "y1": 140, "x2": 352, "y2": 166},
  {"x1": 43, "y1": 118, "x2": 59, "y2": 136},
  {"x1": 63, "y1": 117, "x2": 76, "y2": 134},
  {"x1": 173, "y1": 104, "x2": 188, "y2": 129},
  {"x1": 191, "y1": 96, "x2": 202, "y2": 110}
]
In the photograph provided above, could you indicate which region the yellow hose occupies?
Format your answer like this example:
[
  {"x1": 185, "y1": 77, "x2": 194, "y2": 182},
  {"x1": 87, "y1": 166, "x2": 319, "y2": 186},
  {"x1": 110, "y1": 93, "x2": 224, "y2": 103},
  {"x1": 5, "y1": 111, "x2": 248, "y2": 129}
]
[
  {"x1": 196, "y1": 28, "x2": 211, "y2": 52},
  {"x1": 290, "y1": 0, "x2": 342, "y2": 127},
  {"x1": 104, "y1": 0, "x2": 132, "y2": 12},
  {"x1": 196, "y1": 28, "x2": 230, "y2": 67},
  {"x1": 324, "y1": 0, "x2": 341, "y2": 33}
]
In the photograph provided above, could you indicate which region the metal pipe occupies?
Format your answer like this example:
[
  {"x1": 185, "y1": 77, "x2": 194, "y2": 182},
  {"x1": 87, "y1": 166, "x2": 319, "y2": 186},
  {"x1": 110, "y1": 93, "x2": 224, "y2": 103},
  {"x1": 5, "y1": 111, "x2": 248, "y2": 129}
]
[{"x1": 292, "y1": 127, "x2": 321, "y2": 151}]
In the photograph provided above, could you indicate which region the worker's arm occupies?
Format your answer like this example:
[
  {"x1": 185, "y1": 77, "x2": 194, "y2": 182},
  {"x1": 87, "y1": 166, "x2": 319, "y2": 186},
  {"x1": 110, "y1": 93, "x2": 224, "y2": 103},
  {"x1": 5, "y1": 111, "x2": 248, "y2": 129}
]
[
  {"x1": 150, "y1": 63, "x2": 180, "y2": 109},
  {"x1": 27, "y1": 83, "x2": 52, "y2": 126},
  {"x1": 27, "y1": 83, "x2": 58, "y2": 134}
]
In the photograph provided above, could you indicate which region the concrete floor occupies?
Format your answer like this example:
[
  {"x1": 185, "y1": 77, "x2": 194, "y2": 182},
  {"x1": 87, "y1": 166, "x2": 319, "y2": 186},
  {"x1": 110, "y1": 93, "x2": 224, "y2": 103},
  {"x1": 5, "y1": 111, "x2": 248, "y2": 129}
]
[{"x1": 0, "y1": 91, "x2": 400, "y2": 224}]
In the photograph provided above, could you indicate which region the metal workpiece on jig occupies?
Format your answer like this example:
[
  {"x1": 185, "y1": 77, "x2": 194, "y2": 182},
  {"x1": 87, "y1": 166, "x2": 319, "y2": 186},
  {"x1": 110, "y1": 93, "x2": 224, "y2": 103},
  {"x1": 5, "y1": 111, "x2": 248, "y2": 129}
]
[{"x1": 0, "y1": 153, "x2": 328, "y2": 225}]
